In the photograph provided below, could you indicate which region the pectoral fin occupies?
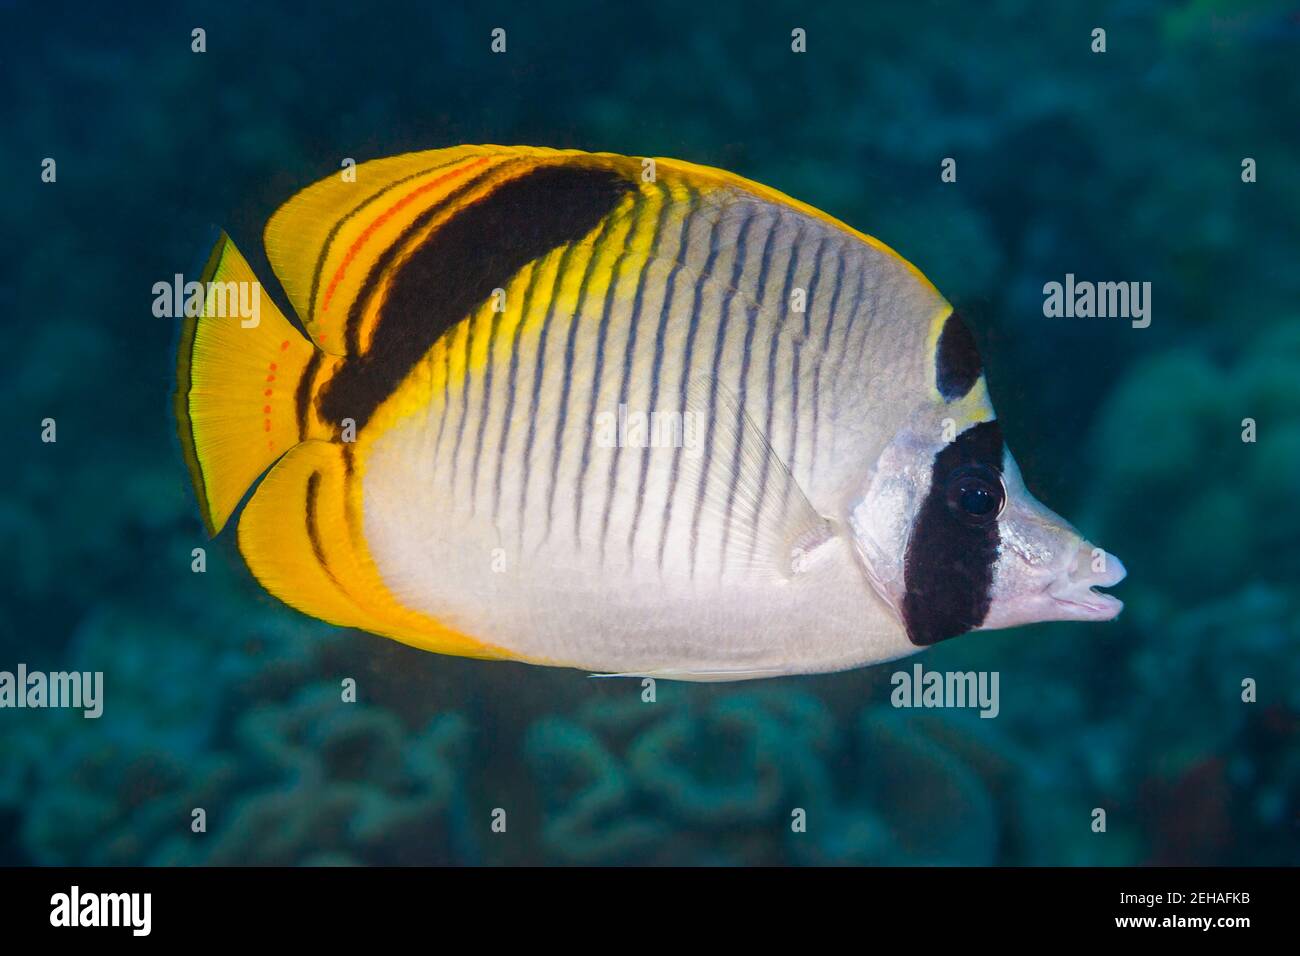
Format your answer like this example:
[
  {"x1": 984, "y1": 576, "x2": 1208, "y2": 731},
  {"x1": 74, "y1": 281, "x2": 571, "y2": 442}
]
[{"x1": 678, "y1": 377, "x2": 835, "y2": 581}]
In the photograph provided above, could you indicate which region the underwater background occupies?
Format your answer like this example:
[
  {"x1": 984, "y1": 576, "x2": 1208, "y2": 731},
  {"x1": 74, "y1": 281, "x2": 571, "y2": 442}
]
[{"x1": 2, "y1": 0, "x2": 1297, "y2": 865}]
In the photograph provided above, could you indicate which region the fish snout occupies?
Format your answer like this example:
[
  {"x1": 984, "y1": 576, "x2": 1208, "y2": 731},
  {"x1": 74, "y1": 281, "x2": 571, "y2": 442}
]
[{"x1": 1047, "y1": 542, "x2": 1127, "y2": 621}]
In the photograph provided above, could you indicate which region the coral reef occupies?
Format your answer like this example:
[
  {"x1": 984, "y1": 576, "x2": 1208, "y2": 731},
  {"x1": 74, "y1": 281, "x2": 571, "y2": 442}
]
[
  {"x1": 526, "y1": 690, "x2": 1019, "y2": 865},
  {"x1": 157, "y1": 687, "x2": 474, "y2": 866},
  {"x1": 17, "y1": 606, "x2": 477, "y2": 866}
]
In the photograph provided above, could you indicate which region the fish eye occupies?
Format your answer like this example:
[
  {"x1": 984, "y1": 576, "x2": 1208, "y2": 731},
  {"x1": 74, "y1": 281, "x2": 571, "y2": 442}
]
[{"x1": 945, "y1": 464, "x2": 1005, "y2": 525}]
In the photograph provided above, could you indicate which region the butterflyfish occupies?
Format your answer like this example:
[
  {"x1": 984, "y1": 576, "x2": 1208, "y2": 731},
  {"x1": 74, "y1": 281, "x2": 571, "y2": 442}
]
[{"x1": 174, "y1": 145, "x2": 1126, "y2": 680}]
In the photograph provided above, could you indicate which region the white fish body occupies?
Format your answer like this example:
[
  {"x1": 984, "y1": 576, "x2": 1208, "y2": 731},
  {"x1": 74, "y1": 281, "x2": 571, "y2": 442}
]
[{"x1": 176, "y1": 146, "x2": 1125, "y2": 680}]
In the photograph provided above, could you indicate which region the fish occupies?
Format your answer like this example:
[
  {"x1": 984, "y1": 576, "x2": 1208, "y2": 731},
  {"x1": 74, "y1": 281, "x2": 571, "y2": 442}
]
[{"x1": 174, "y1": 145, "x2": 1126, "y2": 681}]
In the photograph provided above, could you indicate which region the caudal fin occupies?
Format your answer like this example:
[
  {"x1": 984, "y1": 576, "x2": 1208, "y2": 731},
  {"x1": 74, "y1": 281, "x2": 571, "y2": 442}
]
[{"x1": 174, "y1": 233, "x2": 319, "y2": 535}]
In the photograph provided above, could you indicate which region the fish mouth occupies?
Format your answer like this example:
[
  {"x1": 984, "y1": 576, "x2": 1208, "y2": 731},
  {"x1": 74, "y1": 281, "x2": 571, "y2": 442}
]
[
  {"x1": 1047, "y1": 552, "x2": 1127, "y2": 622},
  {"x1": 1049, "y1": 587, "x2": 1124, "y2": 621}
]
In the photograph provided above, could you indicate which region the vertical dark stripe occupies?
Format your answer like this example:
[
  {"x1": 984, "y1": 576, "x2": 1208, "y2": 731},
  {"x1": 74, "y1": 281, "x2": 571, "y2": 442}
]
[
  {"x1": 821, "y1": 243, "x2": 847, "y2": 355},
  {"x1": 600, "y1": 182, "x2": 671, "y2": 564},
  {"x1": 719, "y1": 211, "x2": 777, "y2": 565},
  {"x1": 491, "y1": 260, "x2": 543, "y2": 523},
  {"x1": 810, "y1": 242, "x2": 846, "y2": 475},
  {"x1": 543, "y1": 208, "x2": 623, "y2": 540},
  {"x1": 305, "y1": 471, "x2": 328, "y2": 565},
  {"x1": 305, "y1": 465, "x2": 358, "y2": 596},
  {"x1": 296, "y1": 349, "x2": 324, "y2": 439},
  {"x1": 449, "y1": 310, "x2": 478, "y2": 497},
  {"x1": 627, "y1": 191, "x2": 696, "y2": 558},
  {"x1": 749, "y1": 222, "x2": 803, "y2": 559},
  {"x1": 803, "y1": 236, "x2": 825, "y2": 340},
  {"x1": 790, "y1": 342, "x2": 802, "y2": 491},
  {"x1": 470, "y1": 294, "x2": 506, "y2": 514},
  {"x1": 519, "y1": 241, "x2": 582, "y2": 545},
  {"x1": 432, "y1": 332, "x2": 455, "y2": 468},
  {"x1": 828, "y1": 261, "x2": 867, "y2": 404},
  {"x1": 341, "y1": 444, "x2": 360, "y2": 546},
  {"x1": 688, "y1": 209, "x2": 754, "y2": 578},
  {"x1": 657, "y1": 210, "x2": 722, "y2": 571},
  {"x1": 788, "y1": 236, "x2": 827, "y2": 491},
  {"x1": 852, "y1": 269, "x2": 875, "y2": 370},
  {"x1": 574, "y1": 190, "x2": 645, "y2": 542}
]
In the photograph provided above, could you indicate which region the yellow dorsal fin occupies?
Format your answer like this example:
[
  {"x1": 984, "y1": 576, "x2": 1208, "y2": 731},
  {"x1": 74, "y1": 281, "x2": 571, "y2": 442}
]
[
  {"x1": 263, "y1": 146, "x2": 530, "y2": 355},
  {"x1": 237, "y1": 439, "x2": 514, "y2": 661},
  {"x1": 261, "y1": 144, "x2": 942, "y2": 356}
]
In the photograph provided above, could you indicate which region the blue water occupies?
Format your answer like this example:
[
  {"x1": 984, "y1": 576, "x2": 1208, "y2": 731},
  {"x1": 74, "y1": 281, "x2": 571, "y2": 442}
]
[{"x1": 1, "y1": 0, "x2": 1297, "y2": 865}]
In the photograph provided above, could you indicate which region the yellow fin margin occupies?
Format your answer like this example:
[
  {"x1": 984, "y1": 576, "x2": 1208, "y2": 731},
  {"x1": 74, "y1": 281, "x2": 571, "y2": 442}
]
[{"x1": 237, "y1": 439, "x2": 514, "y2": 661}]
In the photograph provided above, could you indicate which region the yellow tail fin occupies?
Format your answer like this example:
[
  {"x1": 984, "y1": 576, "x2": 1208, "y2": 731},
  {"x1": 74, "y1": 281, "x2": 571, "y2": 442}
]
[{"x1": 174, "y1": 232, "x2": 319, "y2": 535}]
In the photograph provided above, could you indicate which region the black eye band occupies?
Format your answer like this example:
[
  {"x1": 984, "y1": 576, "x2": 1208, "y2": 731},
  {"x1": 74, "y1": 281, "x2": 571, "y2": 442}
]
[{"x1": 900, "y1": 420, "x2": 1004, "y2": 646}]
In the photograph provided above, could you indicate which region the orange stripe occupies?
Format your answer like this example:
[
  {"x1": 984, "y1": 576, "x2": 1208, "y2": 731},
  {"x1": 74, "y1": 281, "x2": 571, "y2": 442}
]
[{"x1": 319, "y1": 156, "x2": 495, "y2": 319}]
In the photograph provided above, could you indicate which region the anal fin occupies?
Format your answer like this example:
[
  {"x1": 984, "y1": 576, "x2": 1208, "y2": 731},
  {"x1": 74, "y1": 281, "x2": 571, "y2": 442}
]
[{"x1": 236, "y1": 439, "x2": 511, "y2": 661}]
